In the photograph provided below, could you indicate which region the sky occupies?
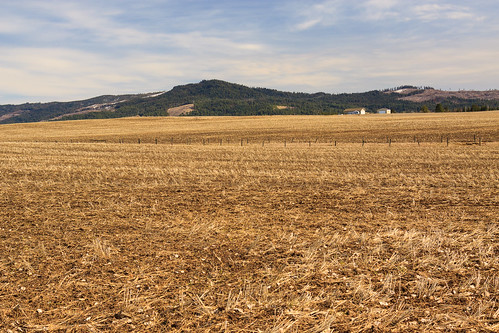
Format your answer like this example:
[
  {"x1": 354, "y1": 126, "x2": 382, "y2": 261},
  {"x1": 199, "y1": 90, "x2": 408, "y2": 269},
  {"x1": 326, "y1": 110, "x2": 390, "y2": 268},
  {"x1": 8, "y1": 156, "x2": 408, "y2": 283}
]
[{"x1": 1, "y1": 0, "x2": 499, "y2": 104}]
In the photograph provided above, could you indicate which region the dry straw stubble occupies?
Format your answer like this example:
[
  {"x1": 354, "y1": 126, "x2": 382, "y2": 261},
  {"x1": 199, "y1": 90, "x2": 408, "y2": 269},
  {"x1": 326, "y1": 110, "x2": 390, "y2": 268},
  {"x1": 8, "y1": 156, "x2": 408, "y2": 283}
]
[{"x1": 0, "y1": 112, "x2": 498, "y2": 332}]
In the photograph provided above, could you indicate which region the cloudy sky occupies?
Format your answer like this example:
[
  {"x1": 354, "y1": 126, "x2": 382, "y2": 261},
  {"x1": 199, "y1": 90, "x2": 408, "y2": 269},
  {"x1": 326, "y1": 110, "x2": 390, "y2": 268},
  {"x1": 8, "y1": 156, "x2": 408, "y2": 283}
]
[{"x1": 1, "y1": 0, "x2": 498, "y2": 104}]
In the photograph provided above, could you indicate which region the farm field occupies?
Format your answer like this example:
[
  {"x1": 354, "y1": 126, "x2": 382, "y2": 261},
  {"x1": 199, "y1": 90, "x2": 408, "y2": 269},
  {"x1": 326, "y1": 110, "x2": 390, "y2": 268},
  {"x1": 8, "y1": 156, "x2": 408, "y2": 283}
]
[{"x1": 0, "y1": 112, "x2": 498, "y2": 332}]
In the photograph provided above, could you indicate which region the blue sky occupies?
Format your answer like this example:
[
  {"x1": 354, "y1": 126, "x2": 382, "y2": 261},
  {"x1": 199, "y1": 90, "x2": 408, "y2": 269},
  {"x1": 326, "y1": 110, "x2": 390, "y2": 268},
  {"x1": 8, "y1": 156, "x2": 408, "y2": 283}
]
[{"x1": 1, "y1": 0, "x2": 498, "y2": 103}]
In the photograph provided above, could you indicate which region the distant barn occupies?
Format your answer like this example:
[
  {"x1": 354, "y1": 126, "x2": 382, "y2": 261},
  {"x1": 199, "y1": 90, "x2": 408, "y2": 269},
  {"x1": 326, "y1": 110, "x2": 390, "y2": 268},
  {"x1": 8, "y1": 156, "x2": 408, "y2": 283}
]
[
  {"x1": 377, "y1": 108, "x2": 391, "y2": 114},
  {"x1": 344, "y1": 108, "x2": 366, "y2": 115}
]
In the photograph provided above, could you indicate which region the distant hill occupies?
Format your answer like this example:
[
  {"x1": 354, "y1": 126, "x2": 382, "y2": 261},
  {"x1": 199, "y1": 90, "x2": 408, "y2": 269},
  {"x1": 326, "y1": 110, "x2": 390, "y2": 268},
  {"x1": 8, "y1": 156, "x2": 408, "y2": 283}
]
[{"x1": 1, "y1": 80, "x2": 498, "y2": 124}]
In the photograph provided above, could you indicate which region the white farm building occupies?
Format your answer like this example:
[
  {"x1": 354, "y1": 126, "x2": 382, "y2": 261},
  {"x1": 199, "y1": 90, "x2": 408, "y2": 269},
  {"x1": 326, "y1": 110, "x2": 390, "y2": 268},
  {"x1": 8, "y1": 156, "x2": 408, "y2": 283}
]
[
  {"x1": 377, "y1": 108, "x2": 391, "y2": 114},
  {"x1": 344, "y1": 108, "x2": 366, "y2": 115}
]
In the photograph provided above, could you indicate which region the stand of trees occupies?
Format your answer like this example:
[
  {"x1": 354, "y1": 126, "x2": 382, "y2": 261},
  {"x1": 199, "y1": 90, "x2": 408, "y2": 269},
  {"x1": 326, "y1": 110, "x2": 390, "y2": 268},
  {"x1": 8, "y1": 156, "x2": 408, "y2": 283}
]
[{"x1": 2, "y1": 80, "x2": 499, "y2": 124}]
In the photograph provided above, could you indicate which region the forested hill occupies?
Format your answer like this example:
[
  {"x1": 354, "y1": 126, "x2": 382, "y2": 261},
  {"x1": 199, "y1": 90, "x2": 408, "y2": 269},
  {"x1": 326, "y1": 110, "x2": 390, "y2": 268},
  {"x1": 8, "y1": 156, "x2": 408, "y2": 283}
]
[{"x1": 1, "y1": 80, "x2": 499, "y2": 124}]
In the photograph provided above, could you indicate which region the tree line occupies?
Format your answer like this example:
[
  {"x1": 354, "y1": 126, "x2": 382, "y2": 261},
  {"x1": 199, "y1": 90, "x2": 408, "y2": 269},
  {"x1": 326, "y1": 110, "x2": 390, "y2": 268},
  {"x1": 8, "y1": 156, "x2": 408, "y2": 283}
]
[{"x1": 2, "y1": 80, "x2": 499, "y2": 124}]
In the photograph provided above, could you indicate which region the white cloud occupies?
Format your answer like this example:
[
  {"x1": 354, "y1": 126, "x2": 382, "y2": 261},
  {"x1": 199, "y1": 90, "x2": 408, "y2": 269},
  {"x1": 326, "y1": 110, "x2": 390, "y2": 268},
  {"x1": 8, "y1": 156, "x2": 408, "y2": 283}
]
[
  {"x1": 291, "y1": 0, "x2": 481, "y2": 30},
  {"x1": 164, "y1": 31, "x2": 266, "y2": 55},
  {"x1": 5, "y1": 1, "x2": 268, "y2": 53},
  {"x1": 0, "y1": 16, "x2": 29, "y2": 34},
  {"x1": 1, "y1": 0, "x2": 498, "y2": 103},
  {"x1": 2, "y1": 33, "x2": 499, "y2": 103},
  {"x1": 296, "y1": 18, "x2": 324, "y2": 31},
  {"x1": 412, "y1": 4, "x2": 475, "y2": 22},
  {"x1": 0, "y1": 43, "x2": 354, "y2": 101},
  {"x1": 0, "y1": 47, "x2": 136, "y2": 101},
  {"x1": 292, "y1": 0, "x2": 344, "y2": 31},
  {"x1": 28, "y1": 2, "x2": 153, "y2": 46},
  {"x1": 361, "y1": 0, "x2": 401, "y2": 21},
  {"x1": 339, "y1": 41, "x2": 499, "y2": 91}
]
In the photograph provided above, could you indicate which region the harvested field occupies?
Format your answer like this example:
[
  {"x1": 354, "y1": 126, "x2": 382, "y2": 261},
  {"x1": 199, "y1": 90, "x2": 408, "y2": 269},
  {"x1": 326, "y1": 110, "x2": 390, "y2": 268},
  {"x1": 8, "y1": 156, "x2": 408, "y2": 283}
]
[
  {"x1": 0, "y1": 112, "x2": 497, "y2": 144},
  {"x1": 0, "y1": 112, "x2": 498, "y2": 332}
]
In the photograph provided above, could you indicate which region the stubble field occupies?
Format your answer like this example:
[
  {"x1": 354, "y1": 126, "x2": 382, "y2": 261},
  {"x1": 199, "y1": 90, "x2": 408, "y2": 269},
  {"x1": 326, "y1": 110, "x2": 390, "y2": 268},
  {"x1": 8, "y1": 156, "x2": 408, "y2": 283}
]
[{"x1": 0, "y1": 112, "x2": 498, "y2": 332}]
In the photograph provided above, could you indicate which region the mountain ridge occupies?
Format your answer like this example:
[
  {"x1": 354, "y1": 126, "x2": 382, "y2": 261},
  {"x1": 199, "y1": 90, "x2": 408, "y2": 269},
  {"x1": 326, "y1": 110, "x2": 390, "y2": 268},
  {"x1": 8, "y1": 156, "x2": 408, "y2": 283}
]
[{"x1": 1, "y1": 80, "x2": 498, "y2": 124}]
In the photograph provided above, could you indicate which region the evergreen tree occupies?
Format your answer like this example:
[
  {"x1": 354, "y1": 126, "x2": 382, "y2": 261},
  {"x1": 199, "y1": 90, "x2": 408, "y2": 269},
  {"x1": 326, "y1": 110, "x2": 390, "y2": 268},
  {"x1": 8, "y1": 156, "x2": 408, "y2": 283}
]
[{"x1": 435, "y1": 104, "x2": 444, "y2": 112}]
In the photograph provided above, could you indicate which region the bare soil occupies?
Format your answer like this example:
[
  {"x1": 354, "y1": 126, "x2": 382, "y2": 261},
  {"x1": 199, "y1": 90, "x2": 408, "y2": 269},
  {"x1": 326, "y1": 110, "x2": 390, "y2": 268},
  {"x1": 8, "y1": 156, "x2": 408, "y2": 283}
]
[
  {"x1": 0, "y1": 113, "x2": 498, "y2": 332},
  {"x1": 399, "y1": 89, "x2": 499, "y2": 102},
  {"x1": 167, "y1": 104, "x2": 194, "y2": 116}
]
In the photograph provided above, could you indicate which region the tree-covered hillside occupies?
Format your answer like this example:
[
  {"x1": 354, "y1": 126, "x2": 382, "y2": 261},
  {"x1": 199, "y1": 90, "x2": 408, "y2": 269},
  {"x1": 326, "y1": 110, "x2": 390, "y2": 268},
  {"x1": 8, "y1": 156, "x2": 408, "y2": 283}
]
[
  {"x1": 1, "y1": 80, "x2": 498, "y2": 124},
  {"x1": 0, "y1": 95, "x2": 138, "y2": 124},
  {"x1": 61, "y1": 80, "x2": 426, "y2": 120}
]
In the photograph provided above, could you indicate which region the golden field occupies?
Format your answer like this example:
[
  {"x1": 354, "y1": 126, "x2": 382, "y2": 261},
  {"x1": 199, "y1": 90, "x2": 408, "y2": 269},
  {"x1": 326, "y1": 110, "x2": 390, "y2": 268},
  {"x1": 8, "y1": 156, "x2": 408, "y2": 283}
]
[
  {"x1": 0, "y1": 111, "x2": 497, "y2": 144},
  {"x1": 0, "y1": 112, "x2": 498, "y2": 332}
]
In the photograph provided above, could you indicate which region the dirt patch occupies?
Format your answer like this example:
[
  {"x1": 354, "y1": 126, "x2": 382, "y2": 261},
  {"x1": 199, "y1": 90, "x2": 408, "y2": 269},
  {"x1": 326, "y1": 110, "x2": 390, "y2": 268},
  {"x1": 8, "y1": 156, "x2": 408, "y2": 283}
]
[
  {"x1": 167, "y1": 104, "x2": 194, "y2": 116},
  {"x1": 0, "y1": 110, "x2": 24, "y2": 122},
  {"x1": 399, "y1": 89, "x2": 499, "y2": 102},
  {"x1": 51, "y1": 103, "x2": 122, "y2": 120},
  {"x1": 386, "y1": 88, "x2": 420, "y2": 95}
]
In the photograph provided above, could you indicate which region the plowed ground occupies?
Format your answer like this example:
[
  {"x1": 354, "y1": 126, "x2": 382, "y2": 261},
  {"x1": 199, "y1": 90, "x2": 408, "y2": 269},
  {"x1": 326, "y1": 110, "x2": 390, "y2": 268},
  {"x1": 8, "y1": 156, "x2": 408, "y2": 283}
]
[{"x1": 0, "y1": 112, "x2": 498, "y2": 332}]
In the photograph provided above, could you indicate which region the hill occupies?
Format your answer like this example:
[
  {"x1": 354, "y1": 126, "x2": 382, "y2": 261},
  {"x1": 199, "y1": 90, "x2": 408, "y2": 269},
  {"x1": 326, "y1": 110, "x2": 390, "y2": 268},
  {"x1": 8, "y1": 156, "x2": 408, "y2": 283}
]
[
  {"x1": 0, "y1": 93, "x2": 151, "y2": 124},
  {"x1": 395, "y1": 88, "x2": 499, "y2": 103},
  {"x1": 1, "y1": 80, "x2": 499, "y2": 124}
]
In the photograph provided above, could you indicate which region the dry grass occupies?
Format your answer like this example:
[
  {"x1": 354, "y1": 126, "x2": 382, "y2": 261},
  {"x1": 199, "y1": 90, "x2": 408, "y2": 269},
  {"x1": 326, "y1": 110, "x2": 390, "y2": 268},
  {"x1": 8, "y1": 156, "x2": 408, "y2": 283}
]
[
  {"x1": 0, "y1": 111, "x2": 497, "y2": 144},
  {"x1": 0, "y1": 112, "x2": 498, "y2": 332}
]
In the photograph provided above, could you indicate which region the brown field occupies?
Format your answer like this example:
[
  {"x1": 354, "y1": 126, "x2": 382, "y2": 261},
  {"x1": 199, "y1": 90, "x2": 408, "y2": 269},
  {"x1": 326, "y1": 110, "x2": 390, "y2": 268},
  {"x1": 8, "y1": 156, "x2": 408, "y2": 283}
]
[{"x1": 0, "y1": 112, "x2": 498, "y2": 332}]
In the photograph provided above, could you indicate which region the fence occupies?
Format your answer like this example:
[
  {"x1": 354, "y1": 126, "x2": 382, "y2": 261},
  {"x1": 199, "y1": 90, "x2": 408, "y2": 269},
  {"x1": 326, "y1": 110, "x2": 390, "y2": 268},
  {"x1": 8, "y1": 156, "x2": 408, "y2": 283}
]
[{"x1": 59, "y1": 134, "x2": 489, "y2": 147}]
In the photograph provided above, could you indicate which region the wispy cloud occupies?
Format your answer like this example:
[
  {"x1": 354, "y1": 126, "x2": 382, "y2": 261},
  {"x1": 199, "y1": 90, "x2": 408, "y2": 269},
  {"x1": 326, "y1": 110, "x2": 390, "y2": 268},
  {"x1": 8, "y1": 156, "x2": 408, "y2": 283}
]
[
  {"x1": 0, "y1": 0, "x2": 498, "y2": 103},
  {"x1": 0, "y1": 47, "x2": 132, "y2": 100},
  {"x1": 292, "y1": 0, "x2": 345, "y2": 31},
  {"x1": 412, "y1": 4, "x2": 476, "y2": 21},
  {"x1": 361, "y1": 0, "x2": 401, "y2": 21},
  {"x1": 291, "y1": 0, "x2": 482, "y2": 29}
]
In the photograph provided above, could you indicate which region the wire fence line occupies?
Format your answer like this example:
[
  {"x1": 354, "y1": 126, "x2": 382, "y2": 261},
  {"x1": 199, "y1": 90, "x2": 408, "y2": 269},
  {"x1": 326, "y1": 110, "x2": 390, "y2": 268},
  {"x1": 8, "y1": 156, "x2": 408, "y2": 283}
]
[{"x1": 47, "y1": 135, "x2": 491, "y2": 147}]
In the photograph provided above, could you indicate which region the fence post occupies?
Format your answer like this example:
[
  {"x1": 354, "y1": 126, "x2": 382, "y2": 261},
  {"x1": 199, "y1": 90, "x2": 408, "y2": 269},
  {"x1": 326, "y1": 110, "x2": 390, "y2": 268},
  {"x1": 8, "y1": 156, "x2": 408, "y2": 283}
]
[
  {"x1": 479, "y1": 137, "x2": 482, "y2": 146},
  {"x1": 334, "y1": 140, "x2": 337, "y2": 147},
  {"x1": 155, "y1": 138, "x2": 158, "y2": 144},
  {"x1": 240, "y1": 138, "x2": 243, "y2": 146},
  {"x1": 362, "y1": 138, "x2": 365, "y2": 146},
  {"x1": 138, "y1": 138, "x2": 141, "y2": 144},
  {"x1": 447, "y1": 137, "x2": 449, "y2": 146}
]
